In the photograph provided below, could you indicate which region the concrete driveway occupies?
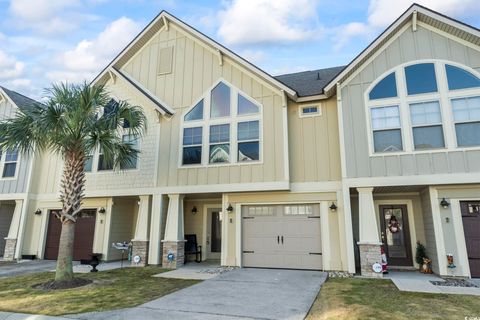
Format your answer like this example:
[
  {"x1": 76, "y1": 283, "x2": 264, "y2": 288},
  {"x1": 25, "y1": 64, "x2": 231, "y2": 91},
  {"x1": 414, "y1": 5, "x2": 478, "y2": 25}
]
[
  {"x1": 0, "y1": 260, "x2": 57, "y2": 278},
  {"x1": 71, "y1": 268, "x2": 327, "y2": 320}
]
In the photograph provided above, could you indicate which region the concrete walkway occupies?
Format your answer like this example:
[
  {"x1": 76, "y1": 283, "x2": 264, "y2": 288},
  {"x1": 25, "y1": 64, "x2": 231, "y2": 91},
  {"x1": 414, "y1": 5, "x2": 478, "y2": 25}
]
[
  {"x1": 386, "y1": 271, "x2": 480, "y2": 296},
  {"x1": 70, "y1": 268, "x2": 327, "y2": 320},
  {"x1": 0, "y1": 312, "x2": 71, "y2": 320}
]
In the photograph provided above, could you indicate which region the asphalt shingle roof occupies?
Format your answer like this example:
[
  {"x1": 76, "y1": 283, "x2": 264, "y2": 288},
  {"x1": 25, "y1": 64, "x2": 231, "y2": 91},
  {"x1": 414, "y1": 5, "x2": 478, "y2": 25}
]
[
  {"x1": 1, "y1": 86, "x2": 39, "y2": 111},
  {"x1": 274, "y1": 66, "x2": 346, "y2": 97}
]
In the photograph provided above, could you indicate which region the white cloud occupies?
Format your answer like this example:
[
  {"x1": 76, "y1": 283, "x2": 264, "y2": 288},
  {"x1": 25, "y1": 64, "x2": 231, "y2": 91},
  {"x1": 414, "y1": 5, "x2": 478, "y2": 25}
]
[
  {"x1": 0, "y1": 50, "x2": 25, "y2": 79},
  {"x1": 216, "y1": 0, "x2": 322, "y2": 45},
  {"x1": 47, "y1": 17, "x2": 141, "y2": 83},
  {"x1": 335, "y1": 0, "x2": 480, "y2": 49}
]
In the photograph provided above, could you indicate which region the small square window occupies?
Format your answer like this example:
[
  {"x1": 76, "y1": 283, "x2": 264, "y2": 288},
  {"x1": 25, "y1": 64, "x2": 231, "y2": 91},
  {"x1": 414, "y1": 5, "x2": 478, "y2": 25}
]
[{"x1": 300, "y1": 106, "x2": 321, "y2": 117}]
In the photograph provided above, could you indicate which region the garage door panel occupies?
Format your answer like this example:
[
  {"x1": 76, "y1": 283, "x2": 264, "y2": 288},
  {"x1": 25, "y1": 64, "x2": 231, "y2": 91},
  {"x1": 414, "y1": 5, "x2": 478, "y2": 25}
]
[{"x1": 242, "y1": 204, "x2": 322, "y2": 270}]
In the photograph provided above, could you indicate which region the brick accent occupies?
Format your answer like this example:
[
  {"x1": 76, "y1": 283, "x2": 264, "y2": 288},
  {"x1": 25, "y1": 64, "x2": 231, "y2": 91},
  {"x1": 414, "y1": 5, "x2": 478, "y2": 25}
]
[
  {"x1": 131, "y1": 240, "x2": 149, "y2": 267},
  {"x1": 3, "y1": 238, "x2": 17, "y2": 261},
  {"x1": 161, "y1": 240, "x2": 185, "y2": 269},
  {"x1": 358, "y1": 243, "x2": 383, "y2": 278}
]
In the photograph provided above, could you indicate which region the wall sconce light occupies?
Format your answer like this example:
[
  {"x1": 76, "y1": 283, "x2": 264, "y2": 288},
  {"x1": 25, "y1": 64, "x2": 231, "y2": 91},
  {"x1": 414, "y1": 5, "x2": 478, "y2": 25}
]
[
  {"x1": 329, "y1": 202, "x2": 337, "y2": 212},
  {"x1": 191, "y1": 206, "x2": 198, "y2": 215},
  {"x1": 440, "y1": 198, "x2": 450, "y2": 209},
  {"x1": 226, "y1": 204, "x2": 234, "y2": 213},
  {"x1": 34, "y1": 209, "x2": 42, "y2": 215},
  {"x1": 98, "y1": 207, "x2": 106, "y2": 214}
]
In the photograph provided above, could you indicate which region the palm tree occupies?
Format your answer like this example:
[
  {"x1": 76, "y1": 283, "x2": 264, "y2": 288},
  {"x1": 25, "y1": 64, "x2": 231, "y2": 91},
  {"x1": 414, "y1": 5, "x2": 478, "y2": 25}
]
[{"x1": 0, "y1": 83, "x2": 146, "y2": 284}]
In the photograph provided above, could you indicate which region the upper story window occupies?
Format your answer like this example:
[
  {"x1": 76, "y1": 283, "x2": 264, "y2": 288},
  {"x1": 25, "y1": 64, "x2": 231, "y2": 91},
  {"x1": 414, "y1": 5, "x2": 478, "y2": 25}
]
[
  {"x1": 181, "y1": 80, "x2": 261, "y2": 166},
  {"x1": 299, "y1": 105, "x2": 322, "y2": 118},
  {"x1": 0, "y1": 148, "x2": 19, "y2": 178},
  {"x1": 366, "y1": 61, "x2": 480, "y2": 155}
]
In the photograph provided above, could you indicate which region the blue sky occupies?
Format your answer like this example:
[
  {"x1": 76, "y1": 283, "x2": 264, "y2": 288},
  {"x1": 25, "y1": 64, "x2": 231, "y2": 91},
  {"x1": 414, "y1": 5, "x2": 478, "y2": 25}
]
[{"x1": 0, "y1": 0, "x2": 479, "y2": 99}]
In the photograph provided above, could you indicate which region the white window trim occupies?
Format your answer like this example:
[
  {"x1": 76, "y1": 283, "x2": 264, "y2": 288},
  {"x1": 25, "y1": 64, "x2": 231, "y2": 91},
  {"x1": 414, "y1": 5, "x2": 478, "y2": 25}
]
[
  {"x1": 179, "y1": 78, "x2": 263, "y2": 168},
  {"x1": 364, "y1": 59, "x2": 480, "y2": 157},
  {"x1": 0, "y1": 150, "x2": 20, "y2": 180},
  {"x1": 298, "y1": 104, "x2": 322, "y2": 118}
]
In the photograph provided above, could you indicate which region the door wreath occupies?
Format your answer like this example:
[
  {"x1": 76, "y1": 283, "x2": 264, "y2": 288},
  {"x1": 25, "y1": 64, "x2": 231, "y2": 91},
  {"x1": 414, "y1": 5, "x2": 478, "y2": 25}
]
[{"x1": 388, "y1": 215, "x2": 400, "y2": 233}]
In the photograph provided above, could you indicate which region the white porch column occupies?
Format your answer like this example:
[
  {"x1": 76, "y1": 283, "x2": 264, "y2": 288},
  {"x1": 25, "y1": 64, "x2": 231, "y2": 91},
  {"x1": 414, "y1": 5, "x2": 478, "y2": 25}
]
[
  {"x1": 131, "y1": 195, "x2": 151, "y2": 266},
  {"x1": 161, "y1": 194, "x2": 185, "y2": 269},
  {"x1": 357, "y1": 187, "x2": 383, "y2": 278},
  {"x1": 148, "y1": 194, "x2": 165, "y2": 265},
  {"x1": 3, "y1": 200, "x2": 23, "y2": 260}
]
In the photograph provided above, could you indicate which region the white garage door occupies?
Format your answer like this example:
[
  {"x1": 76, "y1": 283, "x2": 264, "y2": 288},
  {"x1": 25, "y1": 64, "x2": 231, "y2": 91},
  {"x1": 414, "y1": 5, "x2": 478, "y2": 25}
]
[{"x1": 242, "y1": 204, "x2": 322, "y2": 270}]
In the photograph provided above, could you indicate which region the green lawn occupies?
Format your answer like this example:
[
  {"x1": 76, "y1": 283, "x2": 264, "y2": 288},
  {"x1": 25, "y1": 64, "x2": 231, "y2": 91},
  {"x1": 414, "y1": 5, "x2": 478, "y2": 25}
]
[
  {"x1": 0, "y1": 267, "x2": 199, "y2": 316},
  {"x1": 307, "y1": 277, "x2": 480, "y2": 320}
]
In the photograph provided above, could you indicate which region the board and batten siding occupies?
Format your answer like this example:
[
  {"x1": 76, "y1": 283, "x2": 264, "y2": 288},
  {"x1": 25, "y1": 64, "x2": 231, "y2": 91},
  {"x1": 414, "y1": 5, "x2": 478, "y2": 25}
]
[
  {"x1": 341, "y1": 24, "x2": 480, "y2": 179},
  {"x1": 0, "y1": 99, "x2": 32, "y2": 194},
  {"x1": 288, "y1": 98, "x2": 341, "y2": 183},
  {"x1": 420, "y1": 189, "x2": 439, "y2": 274},
  {"x1": 121, "y1": 24, "x2": 287, "y2": 187}
]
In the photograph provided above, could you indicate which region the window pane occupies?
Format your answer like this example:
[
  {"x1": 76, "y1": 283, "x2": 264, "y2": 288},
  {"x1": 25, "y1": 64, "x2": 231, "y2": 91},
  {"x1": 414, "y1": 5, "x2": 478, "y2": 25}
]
[
  {"x1": 446, "y1": 65, "x2": 480, "y2": 90},
  {"x1": 210, "y1": 82, "x2": 230, "y2": 118},
  {"x1": 209, "y1": 124, "x2": 230, "y2": 143},
  {"x1": 121, "y1": 134, "x2": 138, "y2": 169},
  {"x1": 104, "y1": 99, "x2": 119, "y2": 116},
  {"x1": 183, "y1": 127, "x2": 203, "y2": 145},
  {"x1": 183, "y1": 146, "x2": 202, "y2": 165},
  {"x1": 5, "y1": 149, "x2": 18, "y2": 162},
  {"x1": 2, "y1": 163, "x2": 16, "y2": 178},
  {"x1": 185, "y1": 100, "x2": 204, "y2": 121},
  {"x1": 302, "y1": 106, "x2": 319, "y2": 115},
  {"x1": 238, "y1": 121, "x2": 259, "y2": 141},
  {"x1": 452, "y1": 96, "x2": 480, "y2": 122},
  {"x1": 455, "y1": 122, "x2": 480, "y2": 147},
  {"x1": 405, "y1": 63, "x2": 438, "y2": 95},
  {"x1": 369, "y1": 72, "x2": 398, "y2": 100},
  {"x1": 371, "y1": 106, "x2": 400, "y2": 130},
  {"x1": 413, "y1": 125, "x2": 445, "y2": 149},
  {"x1": 84, "y1": 156, "x2": 93, "y2": 172},
  {"x1": 238, "y1": 142, "x2": 259, "y2": 161},
  {"x1": 209, "y1": 144, "x2": 229, "y2": 163},
  {"x1": 98, "y1": 154, "x2": 113, "y2": 171},
  {"x1": 410, "y1": 101, "x2": 442, "y2": 126},
  {"x1": 238, "y1": 94, "x2": 259, "y2": 115},
  {"x1": 373, "y1": 129, "x2": 403, "y2": 152}
]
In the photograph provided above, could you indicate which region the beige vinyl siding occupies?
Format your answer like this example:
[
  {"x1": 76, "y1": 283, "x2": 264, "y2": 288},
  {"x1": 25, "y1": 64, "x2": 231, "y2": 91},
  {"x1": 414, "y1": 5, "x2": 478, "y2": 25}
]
[
  {"x1": 121, "y1": 25, "x2": 287, "y2": 187},
  {"x1": 420, "y1": 189, "x2": 439, "y2": 274},
  {"x1": 341, "y1": 24, "x2": 480, "y2": 179},
  {"x1": 0, "y1": 99, "x2": 32, "y2": 194},
  {"x1": 107, "y1": 198, "x2": 137, "y2": 260},
  {"x1": 0, "y1": 203, "x2": 15, "y2": 256},
  {"x1": 288, "y1": 98, "x2": 341, "y2": 183}
]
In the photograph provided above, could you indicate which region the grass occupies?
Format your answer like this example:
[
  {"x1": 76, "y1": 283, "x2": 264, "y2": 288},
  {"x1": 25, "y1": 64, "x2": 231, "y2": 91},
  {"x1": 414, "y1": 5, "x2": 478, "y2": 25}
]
[
  {"x1": 307, "y1": 277, "x2": 480, "y2": 320},
  {"x1": 0, "y1": 266, "x2": 199, "y2": 316}
]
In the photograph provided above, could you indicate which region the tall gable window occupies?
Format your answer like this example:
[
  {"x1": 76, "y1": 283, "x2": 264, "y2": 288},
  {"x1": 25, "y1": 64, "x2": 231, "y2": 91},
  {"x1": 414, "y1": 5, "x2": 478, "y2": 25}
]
[
  {"x1": 182, "y1": 80, "x2": 262, "y2": 166},
  {"x1": 367, "y1": 61, "x2": 480, "y2": 154}
]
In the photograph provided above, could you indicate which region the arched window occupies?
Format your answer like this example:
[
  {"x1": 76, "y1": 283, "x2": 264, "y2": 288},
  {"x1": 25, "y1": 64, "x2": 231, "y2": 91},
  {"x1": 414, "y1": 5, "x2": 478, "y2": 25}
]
[
  {"x1": 366, "y1": 61, "x2": 480, "y2": 154},
  {"x1": 181, "y1": 80, "x2": 261, "y2": 166}
]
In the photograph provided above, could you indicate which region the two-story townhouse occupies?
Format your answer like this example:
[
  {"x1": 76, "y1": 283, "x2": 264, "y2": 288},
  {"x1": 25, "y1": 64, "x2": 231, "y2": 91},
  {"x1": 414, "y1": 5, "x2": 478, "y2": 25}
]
[
  {"x1": 0, "y1": 87, "x2": 37, "y2": 261},
  {"x1": 19, "y1": 11, "x2": 353, "y2": 273},
  {"x1": 330, "y1": 4, "x2": 480, "y2": 278}
]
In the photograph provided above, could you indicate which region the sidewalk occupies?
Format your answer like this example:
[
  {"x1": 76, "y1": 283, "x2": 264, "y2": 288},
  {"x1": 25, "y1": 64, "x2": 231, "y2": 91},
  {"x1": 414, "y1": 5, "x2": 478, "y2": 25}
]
[
  {"x1": 0, "y1": 311, "x2": 68, "y2": 320},
  {"x1": 385, "y1": 271, "x2": 480, "y2": 296}
]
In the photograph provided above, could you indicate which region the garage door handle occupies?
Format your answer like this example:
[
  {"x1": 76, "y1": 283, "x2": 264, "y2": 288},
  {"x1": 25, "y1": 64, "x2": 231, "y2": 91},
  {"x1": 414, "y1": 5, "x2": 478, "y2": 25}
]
[
  {"x1": 277, "y1": 236, "x2": 280, "y2": 244},
  {"x1": 281, "y1": 236, "x2": 284, "y2": 244}
]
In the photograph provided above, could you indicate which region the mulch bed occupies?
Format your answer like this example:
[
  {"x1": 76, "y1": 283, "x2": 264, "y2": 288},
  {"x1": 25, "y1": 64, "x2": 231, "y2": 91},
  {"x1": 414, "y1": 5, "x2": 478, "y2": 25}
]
[
  {"x1": 33, "y1": 278, "x2": 93, "y2": 290},
  {"x1": 430, "y1": 279, "x2": 479, "y2": 288}
]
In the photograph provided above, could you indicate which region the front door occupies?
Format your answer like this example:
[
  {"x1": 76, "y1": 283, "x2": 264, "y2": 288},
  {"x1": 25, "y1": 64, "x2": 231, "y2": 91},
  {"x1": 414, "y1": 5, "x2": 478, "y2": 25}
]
[
  {"x1": 379, "y1": 205, "x2": 413, "y2": 266},
  {"x1": 461, "y1": 201, "x2": 480, "y2": 278},
  {"x1": 206, "y1": 208, "x2": 222, "y2": 260}
]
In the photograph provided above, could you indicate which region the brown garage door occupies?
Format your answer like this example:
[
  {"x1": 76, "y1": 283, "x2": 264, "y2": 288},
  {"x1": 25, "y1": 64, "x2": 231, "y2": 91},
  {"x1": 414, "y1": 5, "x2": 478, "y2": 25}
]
[
  {"x1": 461, "y1": 201, "x2": 480, "y2": 278},
  {"x1": 44, "y1": 209, "x2": 96, "y2": 261},
  {"x1": 242, "y1": 204, "x2": 322, "y2": 270}
]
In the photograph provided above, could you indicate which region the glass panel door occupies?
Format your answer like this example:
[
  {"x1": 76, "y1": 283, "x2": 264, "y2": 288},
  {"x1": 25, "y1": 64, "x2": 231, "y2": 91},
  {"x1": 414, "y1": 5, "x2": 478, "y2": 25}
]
[{"x1": 379, "y1": 205, "x2": 413, "y2": 266}]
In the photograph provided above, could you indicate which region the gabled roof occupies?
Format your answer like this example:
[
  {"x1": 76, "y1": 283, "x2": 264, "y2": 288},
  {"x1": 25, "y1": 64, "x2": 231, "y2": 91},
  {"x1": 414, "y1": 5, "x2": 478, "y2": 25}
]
[
  {"x1": 0, "y1": 86, "x2": 39, "y2": 112},
  {"x1": 275, "y1": 66, "x2": 345, "y2": 97},
  {"x1": 322, "y1": 3, "x2": 480, "y2": 97},
  {"x1": 93, "y1": 11, "x2": 297, "y2": 100}
]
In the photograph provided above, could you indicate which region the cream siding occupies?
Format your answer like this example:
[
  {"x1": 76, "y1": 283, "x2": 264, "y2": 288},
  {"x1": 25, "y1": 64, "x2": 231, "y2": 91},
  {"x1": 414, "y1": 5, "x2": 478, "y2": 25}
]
[
  {"x1": 420, "y1": 189, "x2": 440, "y2": 274},
  {"x1": 0, "y1": 203, "x2": 15, "y2": 256},
  {"x1": 341, "y1": 24, "x2": 480, "y2": 179},
  {"x1": 107, "y1": 198, "x2": 137, "y2": 260}
]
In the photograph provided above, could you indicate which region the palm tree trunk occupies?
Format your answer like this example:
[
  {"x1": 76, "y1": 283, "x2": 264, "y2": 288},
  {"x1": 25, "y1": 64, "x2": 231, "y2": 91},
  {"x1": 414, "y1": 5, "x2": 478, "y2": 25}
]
[
  {"x1": 55, "y1": 152, "x2": 86, "y2": 282},
  {"x1": 55, "y1": 220, "x2": 75, "y2": 281}
]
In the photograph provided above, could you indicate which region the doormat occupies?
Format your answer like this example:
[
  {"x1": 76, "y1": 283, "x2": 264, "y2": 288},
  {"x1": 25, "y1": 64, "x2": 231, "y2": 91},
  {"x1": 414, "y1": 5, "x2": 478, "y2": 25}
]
[{"x1": 430, "y1": 279, "x2": 479, "y2": 288}]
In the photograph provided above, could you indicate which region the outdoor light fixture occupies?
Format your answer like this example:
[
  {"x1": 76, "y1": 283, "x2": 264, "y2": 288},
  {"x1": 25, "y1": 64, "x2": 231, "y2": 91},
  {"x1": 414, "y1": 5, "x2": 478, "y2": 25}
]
[
  {"x1": 34, "y1": 209, "x2": 42, "y2": 215},
  {"x1": 191, "y1": 206, "x2": 198, "y2": 215},
  {"x1": 98, "y1": 207, "x2": 106, "y2": 214},
  {"x1": 440, "y1": 198, "x2": 450, "y2": 209},
  {"x1": 329, "y1": 202, "x2": 337, "y2": 212},
  {"x1": 226, "y1": 204, "x2": 234, "y2": 213}
]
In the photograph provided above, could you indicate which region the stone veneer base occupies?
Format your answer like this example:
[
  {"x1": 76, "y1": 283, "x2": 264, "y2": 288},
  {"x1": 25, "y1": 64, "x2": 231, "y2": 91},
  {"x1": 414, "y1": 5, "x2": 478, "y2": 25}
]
[
  {"x1": 2, "y1": 238, "x2": 17, "y2": 261},
  {"x1": 161, "y1": 240, "x2": 185, "y2": 269},
  {"x1": 131, "y1": 240, "x2": 149, "y2": 267},
  {"x1": 358, "y1": 243, "x2": 383, "y2": 278}
]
